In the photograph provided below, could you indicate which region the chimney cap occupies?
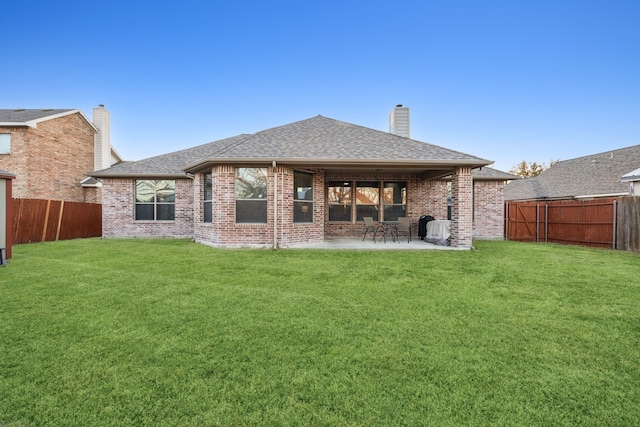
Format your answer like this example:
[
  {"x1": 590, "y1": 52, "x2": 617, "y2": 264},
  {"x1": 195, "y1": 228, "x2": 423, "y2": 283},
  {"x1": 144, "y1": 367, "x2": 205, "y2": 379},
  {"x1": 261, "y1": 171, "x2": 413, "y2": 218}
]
[
  {"x1": 396, "y1": 104, "x2": 403, "y2": 108},
  {"x1": 98, "y1": 104, "x2": 105, "y2": 108}
]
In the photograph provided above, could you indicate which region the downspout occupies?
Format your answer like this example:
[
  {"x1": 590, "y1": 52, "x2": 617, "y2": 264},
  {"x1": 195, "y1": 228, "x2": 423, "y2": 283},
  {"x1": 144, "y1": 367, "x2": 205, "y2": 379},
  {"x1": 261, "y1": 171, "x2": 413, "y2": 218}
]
[{"x1": 273, "y1": 161, "x2": 278, "y2": 250}]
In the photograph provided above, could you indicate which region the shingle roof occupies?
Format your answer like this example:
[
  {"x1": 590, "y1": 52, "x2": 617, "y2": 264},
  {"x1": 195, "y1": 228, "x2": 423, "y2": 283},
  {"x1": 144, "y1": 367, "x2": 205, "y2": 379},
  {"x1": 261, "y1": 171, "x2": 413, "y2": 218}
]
[
  {"x1": 206, "y1": 115, "x2": 488, "y2": 162},
  {"x1": 472, "y1": 167, "x2": 519, "y2": 181},
  {"x1": 91, "y1": 115, "x2": 492, "y2": 178},
  {"x1": 91, "y1": 134, "x2": 251, "y2": 178},
  {"x1": 504, "y1": 144, "x2": 640, "y2": 201},
  {"x1": 0, "y1": 109, "x2": 77, "y2": 125}
]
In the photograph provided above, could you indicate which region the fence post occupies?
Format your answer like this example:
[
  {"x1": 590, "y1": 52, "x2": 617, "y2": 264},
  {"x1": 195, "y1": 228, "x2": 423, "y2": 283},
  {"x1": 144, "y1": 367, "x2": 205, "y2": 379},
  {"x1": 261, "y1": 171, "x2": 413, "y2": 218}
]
[
  {"x1": 545, "y1": 204, "x2": 548, "y2": 243},
  {"x1": 41, "y1": 199, "x2": 51, "y2": 242},
  {"x1": 612, "y1": 199, "x2": 617, "y2": 250},
  {"x1": 536, "y1": 204, "x2": 539, "y2": 242},
  {"x1": 505, "y1": 202, "x2": 509, "y2": 240},
  {"x1": 55, "y1": 201, "x2": 65, "y2": 241}
]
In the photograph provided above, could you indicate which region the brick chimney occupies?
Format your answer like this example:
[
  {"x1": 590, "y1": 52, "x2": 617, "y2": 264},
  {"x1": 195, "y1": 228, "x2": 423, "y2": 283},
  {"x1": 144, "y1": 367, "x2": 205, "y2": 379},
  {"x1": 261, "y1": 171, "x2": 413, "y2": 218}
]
[
  {"x1": 389, "y1": 104, "x2": 410, "y2": 138},
  {"x1": 92, "y1": 104, "x2": 111, "y2": 170}
]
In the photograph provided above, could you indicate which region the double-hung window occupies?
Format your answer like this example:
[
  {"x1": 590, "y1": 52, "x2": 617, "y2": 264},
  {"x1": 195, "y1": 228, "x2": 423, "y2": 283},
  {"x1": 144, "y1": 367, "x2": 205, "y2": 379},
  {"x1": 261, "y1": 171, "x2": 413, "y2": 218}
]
[
  {"x1": 203, "y1": 172, "x2": 212, "y2": 223},
  {"x1": 0, "y1": 134, "x2": 10, "y2": 154},
  {"x1": 293, "y1": 171, "x2": 313, "y2": 223},
  {"x1": 235, "y1": 168, "x2": 267, "y2": 223},
  {"x1": 328, "y1": 181, "x2": 352, "y2": 221},
  {"x1": 355, "y1": 181, "x2": 379, "y2": 221},
  {"x1": 383, "y1": 182, "x2": 407, "y2": 221},
  {"x1": 135, "y1": 180, "x2": 175, "y2": 220}
]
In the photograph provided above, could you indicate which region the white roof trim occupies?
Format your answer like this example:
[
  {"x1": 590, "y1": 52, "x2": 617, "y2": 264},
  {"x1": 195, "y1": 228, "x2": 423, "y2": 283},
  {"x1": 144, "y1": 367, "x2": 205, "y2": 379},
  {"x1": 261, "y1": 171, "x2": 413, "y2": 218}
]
[{"x1": 574, "y1": 192, "x2": 627, "y2": 199}]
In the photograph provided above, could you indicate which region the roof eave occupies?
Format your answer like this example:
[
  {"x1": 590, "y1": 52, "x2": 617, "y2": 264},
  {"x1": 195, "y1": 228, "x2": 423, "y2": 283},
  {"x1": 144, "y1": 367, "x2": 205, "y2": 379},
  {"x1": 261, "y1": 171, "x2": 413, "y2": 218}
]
[
  {"x1": 88, "y1": 172, "x2": 193, "y2": 179},
  {"x1": 183, "y1": 157, "x2": 491, "y2": 173}
]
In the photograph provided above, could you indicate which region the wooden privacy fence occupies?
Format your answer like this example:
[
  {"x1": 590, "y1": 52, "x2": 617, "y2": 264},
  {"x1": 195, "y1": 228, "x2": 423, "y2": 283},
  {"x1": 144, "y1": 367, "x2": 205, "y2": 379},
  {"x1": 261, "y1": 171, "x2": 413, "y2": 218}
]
[
  {"x1": 505, "y1": 198, "x2": 618, "y2": 249},
  {"x1": 12, "y1": 198, "x2": 102, "y2": 244},
  {"x1": 617, "y1": 196, "x2": 640, "y2": 252}
]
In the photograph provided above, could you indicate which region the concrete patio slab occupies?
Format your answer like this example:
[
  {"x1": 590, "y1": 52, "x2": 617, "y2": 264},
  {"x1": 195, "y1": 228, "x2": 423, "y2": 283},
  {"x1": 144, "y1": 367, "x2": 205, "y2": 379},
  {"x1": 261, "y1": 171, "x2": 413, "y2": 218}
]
[{"x1": 287, "y1": 237, "x2": 463, "y2": 250}]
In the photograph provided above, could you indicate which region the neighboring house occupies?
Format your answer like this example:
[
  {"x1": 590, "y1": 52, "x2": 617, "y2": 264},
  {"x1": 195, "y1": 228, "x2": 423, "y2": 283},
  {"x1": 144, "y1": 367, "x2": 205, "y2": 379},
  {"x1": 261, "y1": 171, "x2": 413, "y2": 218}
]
[
  {"x1": 504, "y1": 144, "x2": 640, "y2": 202},
  {"x1": 0, "y1": 106, "x2": 121, "y2": 203},
  {"x1": 90, "y1": 106, "x2": 510, "y2": 249},
  {"x1": 621, "y1": 168, "x2": 640, "y2": 196}
]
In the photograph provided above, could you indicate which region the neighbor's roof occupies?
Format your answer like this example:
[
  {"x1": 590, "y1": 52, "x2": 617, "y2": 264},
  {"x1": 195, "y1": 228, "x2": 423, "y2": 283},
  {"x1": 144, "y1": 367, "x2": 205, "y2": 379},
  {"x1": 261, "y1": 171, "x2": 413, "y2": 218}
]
[
  {"x1": 91, "y1": 115, "x2": 492, "y2": 178},
  {"x1": 0, "y1": 108, "x2": 98, "y2": 131},
  {"x1": 504, "y1": 144, "x2": 640, "y2": 201},
  {"x1": 621, "y1": 167, "x2": 640, "y2": 182}
]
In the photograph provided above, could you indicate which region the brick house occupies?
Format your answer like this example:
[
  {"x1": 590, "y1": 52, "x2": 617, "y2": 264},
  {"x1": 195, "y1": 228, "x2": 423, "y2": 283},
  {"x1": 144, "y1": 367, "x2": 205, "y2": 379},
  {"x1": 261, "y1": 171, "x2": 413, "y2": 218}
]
[
  {"x1": 0, "y1": 106, "x2": 121, "y2": 203},
  {"x1": 91, "y1": 106, "x2": 511, "y2": 249}
]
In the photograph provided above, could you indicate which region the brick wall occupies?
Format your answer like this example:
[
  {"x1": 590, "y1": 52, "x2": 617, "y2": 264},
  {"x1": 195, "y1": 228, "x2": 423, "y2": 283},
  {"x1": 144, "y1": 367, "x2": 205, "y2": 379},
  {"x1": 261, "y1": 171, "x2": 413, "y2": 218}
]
[
  {"x1": 194, "y1": 166, "x2": 325, "y2": 247},
  {"x1": 0, "y1": 113, "x2": 97, "y2": 202},
  {"x1": 278, "y1": 167, "x2": 325, "y2": 247},
  {"x1": 102, "y1": 178, "x2": 194, "y2": 238},
  {"x1": 451, "y1": 167, "x2": 473, "y2": 248},
  {"x1": 473, "y1": 180, "x2": 505, "y2": 239},
  {"x1": 103, "y1": 167, "x2": 491, "y2": 248}
]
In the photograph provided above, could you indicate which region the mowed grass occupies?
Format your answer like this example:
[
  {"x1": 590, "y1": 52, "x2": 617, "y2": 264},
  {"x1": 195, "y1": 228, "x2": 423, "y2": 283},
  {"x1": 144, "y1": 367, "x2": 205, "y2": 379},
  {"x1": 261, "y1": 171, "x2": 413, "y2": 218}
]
[{"x1": 1, "y1": 239, "x2": 639, "y2": 426}]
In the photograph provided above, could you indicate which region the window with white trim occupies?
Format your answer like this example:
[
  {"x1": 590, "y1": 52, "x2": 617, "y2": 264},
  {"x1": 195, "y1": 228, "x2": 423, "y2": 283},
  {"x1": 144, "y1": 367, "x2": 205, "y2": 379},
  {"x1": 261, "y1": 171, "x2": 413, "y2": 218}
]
[{"x1": 135, "y1": 180, "x2": 175, "y2": 221}]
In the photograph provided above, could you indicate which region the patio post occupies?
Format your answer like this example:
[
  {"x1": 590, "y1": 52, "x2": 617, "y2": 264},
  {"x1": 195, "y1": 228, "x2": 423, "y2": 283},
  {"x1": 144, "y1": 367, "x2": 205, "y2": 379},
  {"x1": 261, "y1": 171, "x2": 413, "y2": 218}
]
[{"x1": 450, "y1": 167, "x2": 473, "y2": 248}]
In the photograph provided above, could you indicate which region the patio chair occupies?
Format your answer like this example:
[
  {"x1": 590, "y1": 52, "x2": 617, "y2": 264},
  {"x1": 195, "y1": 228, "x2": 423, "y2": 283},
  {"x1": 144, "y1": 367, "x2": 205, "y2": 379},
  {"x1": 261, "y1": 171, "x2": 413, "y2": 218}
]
[
  {"x1": 362, "y1": 216, "x2": 379, "y2": 242},
  {"x1": 396, "y1": 217, "x2": 411, "y2": 243}
]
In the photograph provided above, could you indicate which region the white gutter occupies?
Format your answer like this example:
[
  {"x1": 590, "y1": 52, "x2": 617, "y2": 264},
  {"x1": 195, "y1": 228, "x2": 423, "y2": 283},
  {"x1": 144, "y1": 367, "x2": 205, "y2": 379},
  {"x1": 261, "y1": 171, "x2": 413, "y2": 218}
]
[
  {"x1": 272, "y1": 160, "x2": 278, "y2": 250},
  {"x1": 574, "y1": 192, "x2": 627, "y2": 199}
]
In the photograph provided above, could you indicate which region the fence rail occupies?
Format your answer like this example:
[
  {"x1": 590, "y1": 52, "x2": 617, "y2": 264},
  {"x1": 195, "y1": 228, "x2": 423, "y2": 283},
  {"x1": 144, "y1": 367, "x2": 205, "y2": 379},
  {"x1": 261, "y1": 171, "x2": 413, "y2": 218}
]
[
  {"x1": 12, "y1": 198, "x2": 102, "y2": 244},
  {"x1": 505, "y1": 197, "x2": 640, "y2": 251}
]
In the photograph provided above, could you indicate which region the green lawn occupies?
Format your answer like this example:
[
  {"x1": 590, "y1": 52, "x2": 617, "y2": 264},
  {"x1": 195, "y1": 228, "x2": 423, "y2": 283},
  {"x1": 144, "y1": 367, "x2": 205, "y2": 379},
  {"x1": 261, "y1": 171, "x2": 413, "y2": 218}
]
[{"x1": 1, "y1": 239, "x2": 639, "y2": 426}]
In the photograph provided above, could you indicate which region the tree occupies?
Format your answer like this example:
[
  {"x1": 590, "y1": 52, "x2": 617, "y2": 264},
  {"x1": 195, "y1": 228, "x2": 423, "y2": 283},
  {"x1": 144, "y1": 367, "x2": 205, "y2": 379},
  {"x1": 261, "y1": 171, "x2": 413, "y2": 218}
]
[{"x1": 509, "y1": 160, "x2": 549, "y2": 178}]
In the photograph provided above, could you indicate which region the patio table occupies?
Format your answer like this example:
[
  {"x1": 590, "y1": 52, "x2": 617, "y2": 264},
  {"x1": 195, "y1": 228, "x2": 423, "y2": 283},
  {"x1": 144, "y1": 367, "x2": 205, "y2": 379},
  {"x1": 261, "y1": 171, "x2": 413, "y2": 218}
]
[{"x1": 378, "y1": 221, "x2": 398, "y2": 243}]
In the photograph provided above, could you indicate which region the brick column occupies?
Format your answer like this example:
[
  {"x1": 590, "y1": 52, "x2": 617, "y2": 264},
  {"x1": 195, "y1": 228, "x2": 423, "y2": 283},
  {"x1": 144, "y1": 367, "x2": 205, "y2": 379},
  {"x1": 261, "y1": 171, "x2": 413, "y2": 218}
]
[{"x1": 451, "y1": 167, "x2": 473, "y2": 248}]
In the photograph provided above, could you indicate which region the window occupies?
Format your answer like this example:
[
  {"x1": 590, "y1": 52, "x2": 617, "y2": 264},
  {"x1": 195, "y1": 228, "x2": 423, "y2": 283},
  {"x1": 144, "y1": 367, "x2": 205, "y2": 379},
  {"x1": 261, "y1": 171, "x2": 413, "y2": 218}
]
[
  {"x1": 203, "y1": 172, "x2": 212, "y2": 223},
  {"x1": 135, "y1": 180, "x2": 175, "y2": 221},
  {"x1": 294, "y1": 171, "x2": 313, "y2": 223},
  {"x1": 383, "y1": 182, "x2": 407, "y2": 221},
  {"x1": 0, "y1": 134, "x2": 9, "y2": 154},
  {"x1": 356, "y1": 181, "x2": 379, "y2": 221},
  {"x1": 328, "y1": 181, "x2": 352, "y2": 221},
  {"x1": 235, "y1": 168, "x2": 267, "y2": 223}
]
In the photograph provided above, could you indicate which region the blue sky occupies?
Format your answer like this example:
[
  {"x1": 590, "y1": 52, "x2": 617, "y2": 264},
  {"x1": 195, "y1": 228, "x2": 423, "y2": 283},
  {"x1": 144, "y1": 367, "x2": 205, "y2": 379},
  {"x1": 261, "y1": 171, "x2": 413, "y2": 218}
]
[{"x1": 3, "y1": 0, "x2": 638, "y2": 171}]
